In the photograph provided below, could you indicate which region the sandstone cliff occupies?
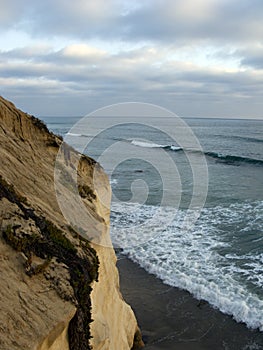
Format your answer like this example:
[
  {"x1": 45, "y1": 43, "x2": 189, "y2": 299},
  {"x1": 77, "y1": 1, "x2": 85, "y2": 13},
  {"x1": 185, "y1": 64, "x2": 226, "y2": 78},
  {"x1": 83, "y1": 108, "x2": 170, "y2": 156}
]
[{"x1": 0, "y1": 96, "x2": 143, "y2": 350}]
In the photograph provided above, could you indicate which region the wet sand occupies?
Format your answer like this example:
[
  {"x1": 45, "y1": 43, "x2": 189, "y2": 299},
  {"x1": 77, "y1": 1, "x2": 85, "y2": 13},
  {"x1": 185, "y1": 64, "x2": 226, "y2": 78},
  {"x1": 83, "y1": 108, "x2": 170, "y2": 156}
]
[{"x1": 117, "y1": 256, "x2": 263, "y2": 350}]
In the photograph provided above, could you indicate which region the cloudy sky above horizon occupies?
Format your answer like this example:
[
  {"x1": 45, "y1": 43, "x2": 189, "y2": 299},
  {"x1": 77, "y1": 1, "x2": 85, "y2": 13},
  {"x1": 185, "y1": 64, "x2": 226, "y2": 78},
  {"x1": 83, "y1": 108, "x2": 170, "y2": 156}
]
[{"x1": 1, "y1": 0, "x2": 263, "y2": 118}]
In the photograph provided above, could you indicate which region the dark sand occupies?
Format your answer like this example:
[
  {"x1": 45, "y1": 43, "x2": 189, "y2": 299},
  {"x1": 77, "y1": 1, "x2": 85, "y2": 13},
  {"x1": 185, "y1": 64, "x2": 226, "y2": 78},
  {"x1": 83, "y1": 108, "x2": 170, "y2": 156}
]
[{"x1": 117, "y1": 256, "x2": 263, "y2": 350}]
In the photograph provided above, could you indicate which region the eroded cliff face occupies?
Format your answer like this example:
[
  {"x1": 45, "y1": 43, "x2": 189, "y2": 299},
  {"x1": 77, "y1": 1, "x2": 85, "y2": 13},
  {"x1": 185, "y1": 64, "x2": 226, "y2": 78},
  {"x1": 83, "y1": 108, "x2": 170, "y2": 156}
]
[
  {"x1": 0, "y1": 96, "x2": 143, "y2": 350},
  {"x1": 90, "y1": 243, "x2": 141, "y2": 350}
]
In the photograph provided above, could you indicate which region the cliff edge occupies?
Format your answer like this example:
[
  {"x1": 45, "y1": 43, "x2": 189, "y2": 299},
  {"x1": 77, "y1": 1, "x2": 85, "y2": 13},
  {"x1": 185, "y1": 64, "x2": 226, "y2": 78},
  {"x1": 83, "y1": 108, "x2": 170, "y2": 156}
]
[{"x1": 0, "y1": 96, "x2": 143, "y2": 350}]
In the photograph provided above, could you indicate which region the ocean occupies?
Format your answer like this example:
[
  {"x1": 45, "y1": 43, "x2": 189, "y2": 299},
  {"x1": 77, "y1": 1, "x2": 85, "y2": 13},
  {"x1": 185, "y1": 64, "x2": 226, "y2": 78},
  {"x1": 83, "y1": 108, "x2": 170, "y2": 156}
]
[{"x1": 42, "y1": 113, "x2": 263, "y2": 332}]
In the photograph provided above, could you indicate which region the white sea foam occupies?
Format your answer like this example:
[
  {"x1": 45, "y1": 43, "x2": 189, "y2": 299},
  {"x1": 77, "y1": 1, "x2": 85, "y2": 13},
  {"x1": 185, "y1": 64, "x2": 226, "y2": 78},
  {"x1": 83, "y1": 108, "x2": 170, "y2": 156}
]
[
  {"x1": 170, "y1": 145, "x2": 182, "y2": 151},
  {"x1": 131, "y1": 140, "x2": 181, "y2": 151},
  {"x1": 131, "y1": 140, "x2": 166, "y2": 148},
  {"x1": 110, "y1": 200, "x2": 263, "y2": 331},
  {"x1": 67, "y1": 132, "x2": 82, "y2": 137},
  {"x1": 110, "y1": 178, "x2": 118, "y2": 186}
]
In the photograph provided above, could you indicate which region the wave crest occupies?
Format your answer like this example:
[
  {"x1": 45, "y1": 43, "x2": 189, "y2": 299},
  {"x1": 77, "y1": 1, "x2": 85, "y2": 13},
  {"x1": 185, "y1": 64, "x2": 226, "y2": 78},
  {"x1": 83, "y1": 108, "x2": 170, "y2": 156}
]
[{"x1": 131, "y1": 140, "x2": 182, "y2": 151}]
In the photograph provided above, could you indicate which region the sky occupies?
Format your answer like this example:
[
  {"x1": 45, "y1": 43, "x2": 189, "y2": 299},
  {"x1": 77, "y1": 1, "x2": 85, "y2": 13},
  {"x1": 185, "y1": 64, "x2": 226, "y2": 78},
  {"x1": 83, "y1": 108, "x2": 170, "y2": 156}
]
[{"x1": 1, "y1": 0, "x2": 263, "y2": 118}]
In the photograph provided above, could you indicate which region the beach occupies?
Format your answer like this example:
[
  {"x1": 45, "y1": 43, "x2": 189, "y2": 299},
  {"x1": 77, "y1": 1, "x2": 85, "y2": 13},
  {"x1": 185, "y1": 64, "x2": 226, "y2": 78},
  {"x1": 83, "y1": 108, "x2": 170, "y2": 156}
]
[{"x1": 117, "y1": 256, "x2": 263, "y2": 350}]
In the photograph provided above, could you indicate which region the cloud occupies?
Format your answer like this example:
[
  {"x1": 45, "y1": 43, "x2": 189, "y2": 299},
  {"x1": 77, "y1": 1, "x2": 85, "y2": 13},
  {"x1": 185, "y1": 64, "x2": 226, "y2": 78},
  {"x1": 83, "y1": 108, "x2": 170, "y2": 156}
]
[
  {"x1": 61, "y1": 44, "x2": 107, "y2": 62},
  {"x1": 1, "y1": 0, "x2": 263, "y2": 44},
  {"x1": 122, "y1": 0, "x2": 263, "y2": 43},
  {"x1": 238, "y1": 44, "x2": 263, "y2": 70},
  {"x1": 0, "y1": 0, "x2": 26, "y2": 28},
  {"x1": 1, "y1": 0, "x2": 263, "y2": 117},
  {"x1": 1, "y1": 43, "x2": 263, "y2": 117},
  {"x1": 14, "y1": 0, "x2": 122, "y2": 39}
]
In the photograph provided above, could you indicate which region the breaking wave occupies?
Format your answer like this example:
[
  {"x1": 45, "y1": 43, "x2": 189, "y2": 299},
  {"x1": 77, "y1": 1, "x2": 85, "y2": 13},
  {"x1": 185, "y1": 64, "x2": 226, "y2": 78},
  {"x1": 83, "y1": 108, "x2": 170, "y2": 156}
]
[{"x1": 130, "y1": 140, "x2": 263, "y2": 166}]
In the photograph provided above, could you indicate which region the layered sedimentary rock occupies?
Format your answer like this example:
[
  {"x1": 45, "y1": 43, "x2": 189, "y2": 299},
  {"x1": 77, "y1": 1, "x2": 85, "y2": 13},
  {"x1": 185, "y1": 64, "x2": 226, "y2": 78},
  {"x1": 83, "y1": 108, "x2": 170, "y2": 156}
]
[{"x1": 0, "y1": 96, "x2": 143, "y2": 350}]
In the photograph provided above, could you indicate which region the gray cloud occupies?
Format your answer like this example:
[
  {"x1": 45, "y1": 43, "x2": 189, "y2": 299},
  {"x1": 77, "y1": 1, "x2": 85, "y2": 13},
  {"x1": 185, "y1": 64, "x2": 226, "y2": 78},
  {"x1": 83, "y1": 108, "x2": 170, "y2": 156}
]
[
  {"x1": 238, "y1": 46, "x2": 263, "y2": 69},
  {"x1": 0, "y1": 0, "x2": 27, "y2": 28},
  {"x1": 1, "y1": 0, "x2": 263, "y2": 43},
  {"x1": 1, "y1": 0, "x2": 263, "y2": 117},
  {"x1": 1, "y1": 44, "x2": 263, "y2": 117}
]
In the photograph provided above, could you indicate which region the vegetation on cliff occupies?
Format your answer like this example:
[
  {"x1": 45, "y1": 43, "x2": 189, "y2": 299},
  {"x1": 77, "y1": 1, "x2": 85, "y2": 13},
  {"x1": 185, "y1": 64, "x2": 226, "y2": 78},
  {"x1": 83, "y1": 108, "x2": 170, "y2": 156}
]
[{"x1": 0, "y1": 173, "x2": 99, "y2": 350}]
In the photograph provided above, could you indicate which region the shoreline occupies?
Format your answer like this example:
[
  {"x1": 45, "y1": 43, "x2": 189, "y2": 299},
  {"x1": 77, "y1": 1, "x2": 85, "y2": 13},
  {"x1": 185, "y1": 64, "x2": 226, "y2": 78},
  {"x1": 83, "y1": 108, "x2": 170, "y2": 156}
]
[{"x1": 117, "y1": 256, "x2": 263, "y2": 350}]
